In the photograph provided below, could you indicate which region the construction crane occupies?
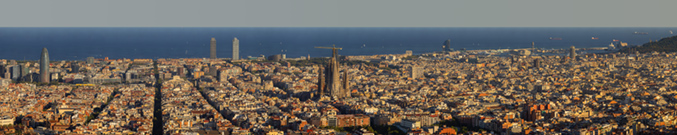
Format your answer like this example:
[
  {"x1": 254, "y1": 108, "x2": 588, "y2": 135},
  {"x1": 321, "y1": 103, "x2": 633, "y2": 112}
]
[{"x1": 315, "y1": 44, "x2": 342, "y2": 58}]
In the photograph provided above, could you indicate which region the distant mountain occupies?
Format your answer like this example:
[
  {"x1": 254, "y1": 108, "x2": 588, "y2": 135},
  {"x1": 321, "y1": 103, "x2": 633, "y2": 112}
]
[{"x1": 620, "y1": 35, "x2": 677, "y2": 53}]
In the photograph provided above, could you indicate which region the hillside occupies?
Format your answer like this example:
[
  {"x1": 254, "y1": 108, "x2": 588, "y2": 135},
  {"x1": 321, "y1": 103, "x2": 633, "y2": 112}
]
[{"x1": 620, "y1": 35, "x2": 677, "y2": 53}]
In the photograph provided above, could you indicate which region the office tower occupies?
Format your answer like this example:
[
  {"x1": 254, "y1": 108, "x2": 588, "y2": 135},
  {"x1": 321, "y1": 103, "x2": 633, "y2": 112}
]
[
  {"x1": 232, "y1": 37, "x2": 239, "y2": 60},
  {"x1": 210, "y1": 38, "x2": 217, "y2": 59},
  {"x1": 20, "y1": 64, "x2": 29, "y2": 82},
  {"x1": 40, "y1": 48, "x2": 50, "y2": 83},
  {"x1": 532, "y1": 42, "x2": 535, "y2": 50},
  {"x1": 10, "y1": 65, "x2": 20, "y2": 81},
  {"x1": 443, "y1": 39, "x2": 452, "y2": 51}
]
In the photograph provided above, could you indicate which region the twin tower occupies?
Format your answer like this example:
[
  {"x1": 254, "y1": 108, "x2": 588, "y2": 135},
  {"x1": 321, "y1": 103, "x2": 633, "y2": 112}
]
[{"x1": 210, "y1": 37, "x2": 239, "y2": 60}]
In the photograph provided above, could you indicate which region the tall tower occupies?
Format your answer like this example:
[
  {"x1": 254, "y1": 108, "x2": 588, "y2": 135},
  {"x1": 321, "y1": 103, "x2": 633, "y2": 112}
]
[
  {"x1": 232, "y1": 37, "x2": 239, "y2": 60},
  {"x1": 210, "y1": 38, "x2": 217, "y2": 59},
  {"x1": 39, "y1": 48, "x2": 50, "y2": 83}
]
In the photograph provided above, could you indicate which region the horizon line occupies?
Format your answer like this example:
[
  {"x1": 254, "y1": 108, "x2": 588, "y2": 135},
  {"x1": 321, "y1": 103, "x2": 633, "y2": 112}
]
[{"x1": 1, "y1": 26, "x2": 677, "y2": 28}]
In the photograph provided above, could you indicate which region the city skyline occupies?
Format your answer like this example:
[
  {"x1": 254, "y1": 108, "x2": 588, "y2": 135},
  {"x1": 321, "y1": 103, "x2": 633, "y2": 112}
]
[
  {"x1": 2, "y1": 0, "x2": 677, "y2": 134},
  {"x1": 0, "y1": 0, "x2": 676, "y2": 27}
]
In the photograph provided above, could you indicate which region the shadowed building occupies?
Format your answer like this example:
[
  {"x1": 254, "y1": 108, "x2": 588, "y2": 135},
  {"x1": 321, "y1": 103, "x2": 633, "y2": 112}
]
[
  {"x1": 533, "y1": 58, "x2": 541, "y2": 69},
  {"x1": 232, "y1": 37, "x2": 239, "y2": 60},
  {"x1": 71, "y1": 63, "x2": 80, "y2": 73},
  {"x1": 317, "y1": 66, "x2": 325, "y2": 96},
  {"x1": 10, "y1": 65, "x2": 20, "y2": 81},
  {"x1": 210, "y1": 38, "x2": 217, "y2": 59},
  {"x1": 40, "y1": 48, "x2": 50, "y2": 83}
]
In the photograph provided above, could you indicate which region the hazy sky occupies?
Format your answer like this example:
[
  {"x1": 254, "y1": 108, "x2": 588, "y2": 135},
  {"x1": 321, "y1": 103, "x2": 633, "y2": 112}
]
[{"x1": 1, "y1": 0, "x2": 675, "y2": 27}]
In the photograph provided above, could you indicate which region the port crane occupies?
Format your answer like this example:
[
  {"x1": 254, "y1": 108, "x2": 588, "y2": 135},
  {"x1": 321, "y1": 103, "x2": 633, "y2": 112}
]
[{"x1": 315, "y1": 44, "x2": 342, "y2": 58}]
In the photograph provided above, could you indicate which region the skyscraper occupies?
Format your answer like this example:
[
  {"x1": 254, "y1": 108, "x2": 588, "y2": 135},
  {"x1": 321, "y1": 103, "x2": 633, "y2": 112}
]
[
  {"x1": 210, "y1": 38, "x2": 217, "y2": 59},
  {"x1": 10, "y1": 65, "x2": 20, "y2": 81},
  {"x1": 40, "y1": 48, "x2": 50, "y2": 83},
  {"x1": 232, "y1": 37, "x2": 239, "y2": 60}
]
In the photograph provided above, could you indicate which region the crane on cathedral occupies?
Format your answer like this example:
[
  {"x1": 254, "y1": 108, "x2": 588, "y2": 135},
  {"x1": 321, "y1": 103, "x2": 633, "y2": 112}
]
[
  {"x1": 314, "y1": 44, "x2": 350, "y2": 99},
  {"x1": 314, "y1": 44, "x2": 342, "y2": 58}
]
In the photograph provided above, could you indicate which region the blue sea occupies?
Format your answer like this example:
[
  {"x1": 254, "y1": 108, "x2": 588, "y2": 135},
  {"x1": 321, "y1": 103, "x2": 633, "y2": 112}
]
[{"x1": 0, "y1": 27, "x2": 675, "y2": 61}]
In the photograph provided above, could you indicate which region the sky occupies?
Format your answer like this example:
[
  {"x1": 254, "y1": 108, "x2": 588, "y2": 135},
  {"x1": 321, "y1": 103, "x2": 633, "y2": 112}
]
[{"x1": 0, "y1": 0, "x2": 675, "y2": 27}]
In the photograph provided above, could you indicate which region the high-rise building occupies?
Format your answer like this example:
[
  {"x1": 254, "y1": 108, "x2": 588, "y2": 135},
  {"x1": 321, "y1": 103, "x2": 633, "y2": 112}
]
[
  {"x1": 39, "y1": 48, "x2": 50, "y2": 83},
  {"x1": 232, "y1": 37, "x2": 239, "y2": 60},
  {"x1": 210, "y1": 38, "x2": 217, "y2": 59},
  {"x1": 411, "y1": 66, "x2": 424, "y2": 79},
  {"x1": 10, "y1": 65, "x2": 20, "y2": 81},
  {"x1": 443, "y1": 39, "x2": 452, "y2": 51},
  {"x1": 20, "y1": 64, "x2": 30, "y2": 82}
]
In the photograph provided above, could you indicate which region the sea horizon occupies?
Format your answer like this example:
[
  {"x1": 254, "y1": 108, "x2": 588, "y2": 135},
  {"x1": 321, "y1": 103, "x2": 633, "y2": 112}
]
[{"x1": 1, "y1": 27, "x2": 675, "y2": 61}]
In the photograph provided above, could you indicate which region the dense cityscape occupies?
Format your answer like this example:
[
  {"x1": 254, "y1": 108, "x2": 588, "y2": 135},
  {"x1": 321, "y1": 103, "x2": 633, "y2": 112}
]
[{"x1": 1, "y1": 36, "x2": 677, "y2": 135}]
